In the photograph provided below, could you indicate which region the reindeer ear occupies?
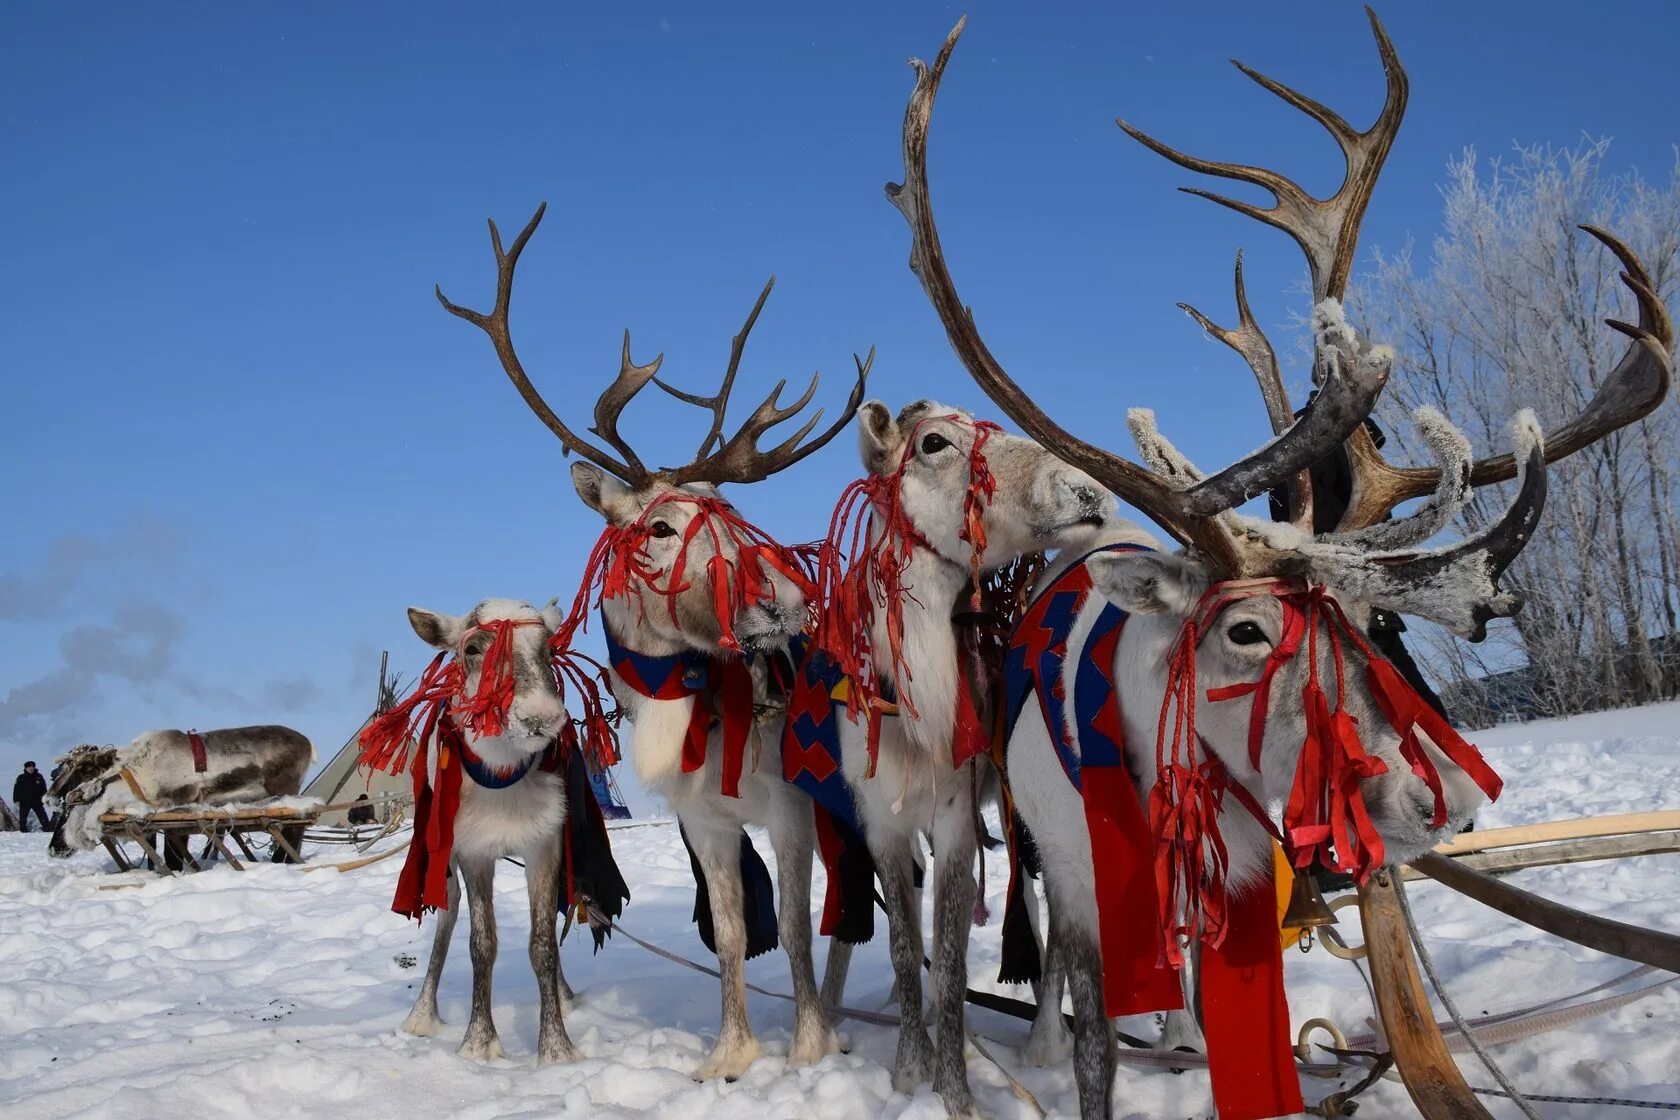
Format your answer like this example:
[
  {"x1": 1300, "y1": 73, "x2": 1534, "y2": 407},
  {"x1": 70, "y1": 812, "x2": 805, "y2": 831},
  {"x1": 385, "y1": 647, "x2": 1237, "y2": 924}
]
[
  {"x1": 540, "y1": 598, "x2": 566, "y2": 634},
  {"x1": 1085, "y1": 551, "x2": 1206, "y2": 617},
  {"x1": 858, "y1": 400, "x2": 903, "y2": 475},
  {"x1": 407, "y1": 607, "x2": 466, "y2": 650},
  {"x1": 570, "y1": 462, "x2": 639, "y2": 522}
]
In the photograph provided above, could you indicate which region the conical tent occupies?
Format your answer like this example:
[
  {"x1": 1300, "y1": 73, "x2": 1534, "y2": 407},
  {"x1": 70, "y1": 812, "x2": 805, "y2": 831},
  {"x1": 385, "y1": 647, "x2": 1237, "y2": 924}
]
[{"x1": 302, "y1": 716, "x2": 413, "y2": 827}]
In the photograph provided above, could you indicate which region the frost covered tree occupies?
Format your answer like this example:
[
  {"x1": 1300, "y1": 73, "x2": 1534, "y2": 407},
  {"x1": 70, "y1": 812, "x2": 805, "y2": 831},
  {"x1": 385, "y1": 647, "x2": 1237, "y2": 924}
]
[{"x1": 1354, "y1": 139, "x2": 1680, "y2": 723}]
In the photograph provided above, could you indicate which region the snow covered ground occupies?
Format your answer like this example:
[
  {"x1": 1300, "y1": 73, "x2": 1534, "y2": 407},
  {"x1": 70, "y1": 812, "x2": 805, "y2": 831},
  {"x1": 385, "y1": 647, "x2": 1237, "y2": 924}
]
[{"x1": 2, "y1": 702, "x2": 1677, "y2": 1119}]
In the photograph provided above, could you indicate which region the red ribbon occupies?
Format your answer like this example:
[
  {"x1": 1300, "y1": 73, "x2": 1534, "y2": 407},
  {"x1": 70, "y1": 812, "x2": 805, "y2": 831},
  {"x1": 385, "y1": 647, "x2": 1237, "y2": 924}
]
[{"x1": 810, "y1": 415, "x2": 1002, "y2": 770}]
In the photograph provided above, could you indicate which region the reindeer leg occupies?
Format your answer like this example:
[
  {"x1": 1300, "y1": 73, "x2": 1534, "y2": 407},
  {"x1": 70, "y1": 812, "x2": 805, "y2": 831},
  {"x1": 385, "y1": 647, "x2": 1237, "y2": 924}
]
[
  {"x1": 526, "y1": 837, "x2": 577, "y2": 1065},
  {"x1": 555, "y1": 933, "x2": 577, "y2": 1005},
  {"x1": 457, "y1": 857, "x2": 504, "y2": 1062},
  {"x1": 770, "y1": 797, "x2": 838, "y2": 1067},
  {"x1": 820, "y1": 937, "x2": 852, "y2": 1014},
  {"x1": 1062, "y1": 913, "x2": 1115, "y2": 1120},
  {"x1": 877, "y1": 834, "x2": 934, "y2": 1093},
  {"x1": 1024, "y1": 892, "x2": 1073, "y2": 1067},
  {"x1": 689, "y1": 824, "x2": 763, "y2": 1081},
  {"x1": 1158, "y1": 941, "x2": 1206, "y2": 1054},
  {"x1": 402, "y1": 863, "x2": 461, "y2": 1037},
  {"x1": 929, "y1": 773, "x2": 978, "y2": 1117}
]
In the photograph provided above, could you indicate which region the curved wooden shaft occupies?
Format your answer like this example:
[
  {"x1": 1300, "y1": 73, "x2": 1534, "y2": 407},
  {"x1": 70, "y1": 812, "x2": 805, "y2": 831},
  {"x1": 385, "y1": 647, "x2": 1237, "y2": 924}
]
[
  {"x1": 1411, "y1": 851, "x2": 1680, "y2": 972},
  {"x1": 1358, "y1": 870, "x2": 1495, "y2": 1119},
  {"x1": 1432, "y1": 809, "x2": 1680, "y2": 857}
]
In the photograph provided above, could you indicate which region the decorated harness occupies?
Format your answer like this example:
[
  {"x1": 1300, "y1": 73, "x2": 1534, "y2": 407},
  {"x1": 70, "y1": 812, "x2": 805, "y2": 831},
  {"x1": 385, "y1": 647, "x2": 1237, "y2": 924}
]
[{"x1": 1002, "y1": 546, "x2": 1506, "y2": 1120}]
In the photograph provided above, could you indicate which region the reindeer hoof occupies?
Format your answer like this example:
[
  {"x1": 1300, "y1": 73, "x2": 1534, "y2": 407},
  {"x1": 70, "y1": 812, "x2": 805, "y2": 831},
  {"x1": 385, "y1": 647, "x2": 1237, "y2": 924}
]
[
  {"x1": 787, "y1": 1024, "x2": 840, "y2": 1068},
  {"x1": 537, "y1": 1038, "x2": 580, "y2": 1066},
  {"x1": 458, "y1": 1031, "x2": 505, "y2": 1062},
  {"x1": 1023, "y1": 1018, "x2": 1073, "y2": 1068},
  {"x1": 695, "y1": 1036, "x2": 763, "y2": 1082},
  {"x1": 891, "y1": 1039, "x2": 934, "y2": 1094},
  {"x1": 401, "y1": 1007, "x2": 444, "y2": 1038}
]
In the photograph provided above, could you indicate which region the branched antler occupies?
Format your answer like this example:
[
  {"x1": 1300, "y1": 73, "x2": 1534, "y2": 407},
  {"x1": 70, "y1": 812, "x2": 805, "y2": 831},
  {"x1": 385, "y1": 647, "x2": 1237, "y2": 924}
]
[
  {"x1": 886, "y1": 10, "x2": 1674, "y2": 638},
  {"x1": 439, "y1": 206, "x2": 872, "y2": 489}
]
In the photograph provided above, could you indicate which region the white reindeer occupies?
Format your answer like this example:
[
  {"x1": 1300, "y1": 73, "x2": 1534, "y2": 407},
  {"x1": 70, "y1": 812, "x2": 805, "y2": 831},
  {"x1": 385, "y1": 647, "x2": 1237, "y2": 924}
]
[
  {"x1": 805, "y1": 397, "x2": 1110, "y2": 1116},
  {"x1": 50, "y1": 727, "x2": 315, "y2": 864},
  {"x1": 374, "y1": 597, "x2": 624, "y2": 1065},
  {"x1": 888, "y1": 15, "x2": 1673, "y2": 1120},
  {"x1": 436, "y1": 207, "x2": 871, "y2": 1080}
]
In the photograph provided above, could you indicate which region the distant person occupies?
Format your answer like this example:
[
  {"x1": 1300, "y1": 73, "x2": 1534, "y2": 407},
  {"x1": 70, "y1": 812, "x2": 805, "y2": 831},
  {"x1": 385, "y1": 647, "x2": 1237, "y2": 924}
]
[
  {"x1": 13, "y1": 761, "x2": 51, "y2": 832},
  {"x1": 347, "y1": 793, "x2": 376, "y2": 826}
]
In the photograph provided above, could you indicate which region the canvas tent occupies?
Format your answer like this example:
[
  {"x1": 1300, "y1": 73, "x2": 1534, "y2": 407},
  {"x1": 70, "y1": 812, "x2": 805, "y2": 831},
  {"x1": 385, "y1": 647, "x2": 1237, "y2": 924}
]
[{"x1": 302, "y1": 716, "x2": 413, "y2": 827}]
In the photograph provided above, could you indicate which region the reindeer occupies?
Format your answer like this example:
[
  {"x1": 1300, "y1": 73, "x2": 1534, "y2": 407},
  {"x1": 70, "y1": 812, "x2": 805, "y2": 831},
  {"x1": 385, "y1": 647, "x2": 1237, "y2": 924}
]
[
  {"x1": 436, "y1": 205, "x2": 870, "y2": 1080},
  {"x1": 799, "y1": 398, "x2": 1110, "y2": 1115},
  {"x1": 49, "y1": 728, "x2": 314, "y2": 864},
  {"x1": 365, "y1": 597, "x2": 628, "y2": 1065},
  {"x1": 889, "y1": 13, "x2": 1673, "y2": 1119}
]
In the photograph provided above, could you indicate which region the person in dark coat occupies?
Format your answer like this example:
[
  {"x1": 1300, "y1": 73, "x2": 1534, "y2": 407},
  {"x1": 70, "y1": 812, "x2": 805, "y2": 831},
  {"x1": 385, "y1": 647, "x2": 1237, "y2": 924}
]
[{"x1": 13, "y1": 761, "x2": 51, "y2": 832}]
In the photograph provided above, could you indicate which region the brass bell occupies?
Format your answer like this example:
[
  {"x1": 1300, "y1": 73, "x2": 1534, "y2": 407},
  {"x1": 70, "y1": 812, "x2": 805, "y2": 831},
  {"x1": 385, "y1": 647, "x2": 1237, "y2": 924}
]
[{"x1": 1281, "y1": 866, "x2": 1338, "y2": 931}]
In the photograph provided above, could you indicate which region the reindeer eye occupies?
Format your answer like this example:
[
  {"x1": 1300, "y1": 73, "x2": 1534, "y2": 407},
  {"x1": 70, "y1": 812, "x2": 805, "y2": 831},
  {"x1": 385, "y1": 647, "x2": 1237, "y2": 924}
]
[
  {"x1": 1227, "y1": 621, "x2": 1268, "y2": 646},
  {"x1": 649, "y1": 520, "x2": 677, "y2": 539},
  {"x1": 920, "y1": 433, "x2": 952, "y2": 455},
  {"x1": 465, "y1": 641, "x2": 488, "y2": 657}
]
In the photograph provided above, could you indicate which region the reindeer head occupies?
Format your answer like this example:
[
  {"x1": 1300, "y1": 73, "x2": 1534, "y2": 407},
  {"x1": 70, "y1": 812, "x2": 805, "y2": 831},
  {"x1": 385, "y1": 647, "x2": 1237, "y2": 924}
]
[
  {"x1": 48, "y1": 744, "x2": 118, "y2": 806},
  {"x1": 856, "y1": 398, "x2": 1112, "y2": 567},
  {"x1": 436, "y1": 209, "x2": 871, "y2": 659},
  {"x1": 401, "y1": 598, "x2": 570, "y2": 756},
  {"x1": 570, "y1": 468, "x2": 810, "y2": 655},
  {"x1": 889, "y1": 11, "x2": 1673, "y2": 887}
]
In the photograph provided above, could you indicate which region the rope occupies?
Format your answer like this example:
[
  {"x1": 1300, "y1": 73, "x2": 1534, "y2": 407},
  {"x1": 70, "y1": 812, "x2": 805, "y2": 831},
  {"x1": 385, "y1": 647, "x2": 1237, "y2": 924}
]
[
  {"x1": 1394, "y1": 874, "x2": 1542, "y2": 1120},
  {"x1": 1468, "y1": 1087, "x2": 1680, "y2": 1111}
]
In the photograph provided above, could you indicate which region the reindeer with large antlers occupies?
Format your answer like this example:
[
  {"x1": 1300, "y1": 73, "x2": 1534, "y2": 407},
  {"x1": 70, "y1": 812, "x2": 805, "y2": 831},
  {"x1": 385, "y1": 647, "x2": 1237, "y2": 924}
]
[
  {"x1": 438, "y1": 204, "x2": 870, "y2": 1080},
  {"x1": 890, "y1": 10, "x2": 1672, "y2": 1119}
]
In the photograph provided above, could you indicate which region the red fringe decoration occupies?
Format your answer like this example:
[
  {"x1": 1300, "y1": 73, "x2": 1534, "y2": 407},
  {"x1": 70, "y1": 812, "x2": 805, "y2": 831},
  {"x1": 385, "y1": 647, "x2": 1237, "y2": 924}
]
[
  {"x1": 810, "y1": 415, "x2": 1001, "y2": 773},
  {"x1": 1151, "y1": 580, "x2": 1503, "y2": 966},
  {"x1": 358, "y1": 615, "x2": 622, "y2": 782},
  {"x1": 557, "y1": 492, "x2": 817, "y2": 656}
]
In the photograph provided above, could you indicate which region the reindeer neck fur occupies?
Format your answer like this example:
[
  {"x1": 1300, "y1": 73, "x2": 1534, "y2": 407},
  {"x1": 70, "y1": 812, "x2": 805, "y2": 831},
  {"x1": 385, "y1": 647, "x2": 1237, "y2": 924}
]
[
  {"x1": 600, "y1": 594, "x2": 699, "y2": 792},
  {"x1": 869, "y1": 515, "x2": 968, "y2": 758}
]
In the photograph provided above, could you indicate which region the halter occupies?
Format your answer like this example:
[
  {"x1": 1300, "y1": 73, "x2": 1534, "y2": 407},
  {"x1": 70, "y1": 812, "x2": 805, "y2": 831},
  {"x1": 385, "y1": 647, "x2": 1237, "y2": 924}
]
[
  {"x1": 562, "y1": 491, "x2": 813, "y2": 800},
  {"x1": 359, "y1": 616, "x2": 619, "y2": 782},
  {"x1": 811, "y1": 414, "x2": 1002, "y2": 761},
  {"x1": 1152, "y1": 577, "x2": 1503, "y2": 964},
  {"x1": 561, "y1": 490, "x2": 817, "y2": 655}
]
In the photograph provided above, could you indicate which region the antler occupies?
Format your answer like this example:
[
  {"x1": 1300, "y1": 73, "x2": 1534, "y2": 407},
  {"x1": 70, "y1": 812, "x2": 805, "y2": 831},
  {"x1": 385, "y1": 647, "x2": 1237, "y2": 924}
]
[
  {"x1": 652, "y1": 278, "x2": 876, "y2": 486},
  {"x1": 439, "y1": 206, "x2": 873, "y2": 490},
  {"x1": 436, "y1": 203, "x2": 655, "y2": 488},
  {"x1": 1124, "y1": 9, "x2": 1673, "y2": 532},
  {"x1": 1180, "y1": 252, "x2": 1314, "y2": 531},
  {"x1": 887, "y1": 18, "x2": 1390, "y2": 576},
  {"x1": 1337, "y1": 227, "x2": 1673, "y2": 528}
]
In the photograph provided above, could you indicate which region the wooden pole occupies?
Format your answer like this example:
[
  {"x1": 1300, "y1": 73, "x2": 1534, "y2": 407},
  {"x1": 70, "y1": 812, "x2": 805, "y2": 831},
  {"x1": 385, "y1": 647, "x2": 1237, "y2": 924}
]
[{"x1": 1359, "y1": 869, "x2": 1496, "y2": 1119}]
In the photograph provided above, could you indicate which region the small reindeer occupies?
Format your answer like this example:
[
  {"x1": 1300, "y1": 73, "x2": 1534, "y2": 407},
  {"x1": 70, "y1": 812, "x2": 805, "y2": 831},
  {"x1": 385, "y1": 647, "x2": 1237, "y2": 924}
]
[
  {"x1": 890, "y1": 13, "x2": 1672, "y2": 1120},
  {"x1": 368, "y1": 598, "x2": 625, "y2": 1066},
  {"x1": 437, "y1": 210, "x2": 870, "y2": 1080}
]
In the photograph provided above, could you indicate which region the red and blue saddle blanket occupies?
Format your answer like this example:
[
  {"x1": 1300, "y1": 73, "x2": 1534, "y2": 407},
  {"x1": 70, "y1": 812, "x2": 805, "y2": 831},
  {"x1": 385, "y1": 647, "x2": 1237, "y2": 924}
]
[
  {"x1": 1001, "y1": 541, "x2": 1302, "y2": 1120},
  {"x1": 782, "y1": 636, "x2": 878, "y2": 945}
]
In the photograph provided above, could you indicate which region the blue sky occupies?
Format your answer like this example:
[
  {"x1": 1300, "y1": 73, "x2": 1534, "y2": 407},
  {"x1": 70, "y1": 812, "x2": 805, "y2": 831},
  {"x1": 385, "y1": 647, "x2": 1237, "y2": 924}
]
[{"x1": 3, "y1": 0, "x2": 1677, "y2": 810}]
